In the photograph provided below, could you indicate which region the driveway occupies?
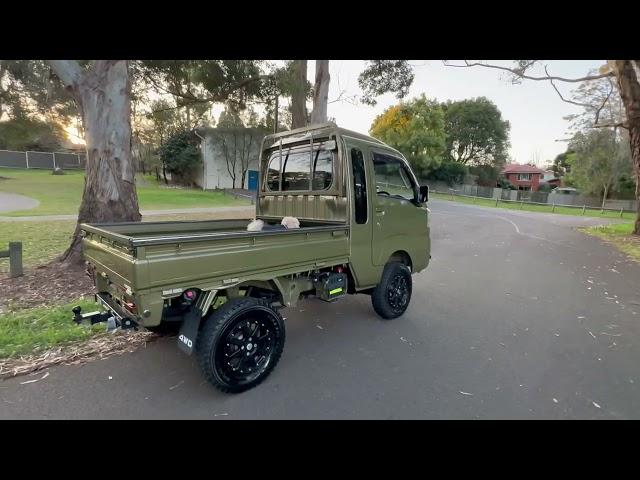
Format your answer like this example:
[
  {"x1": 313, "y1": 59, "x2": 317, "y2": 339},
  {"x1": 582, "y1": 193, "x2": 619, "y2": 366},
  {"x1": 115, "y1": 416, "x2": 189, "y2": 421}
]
[{"x1": 1, "y1": 199, "x2": 639, "y2": 419}]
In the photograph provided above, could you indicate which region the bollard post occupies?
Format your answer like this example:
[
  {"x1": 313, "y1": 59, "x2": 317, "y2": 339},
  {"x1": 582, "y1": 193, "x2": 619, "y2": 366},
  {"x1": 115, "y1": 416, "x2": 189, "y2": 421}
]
[
  {"x1": 520, "y1": 200, "x2": 524, "y2": 210},
  {"x1": 582, "y1": 205, "x2": 586, "y2": 216},
  {"x1": 620, "y1": 208, "x2": 624, "y2": 218},
  {"x1": 552, "y1": 203, "x2": 556, "y2": 213},
  {"x1": 9, "y1": 242, "x2": 23, "y2": 278},
  {"x1": 495, "y1": 197, "x2": 499, "y2": 207}
]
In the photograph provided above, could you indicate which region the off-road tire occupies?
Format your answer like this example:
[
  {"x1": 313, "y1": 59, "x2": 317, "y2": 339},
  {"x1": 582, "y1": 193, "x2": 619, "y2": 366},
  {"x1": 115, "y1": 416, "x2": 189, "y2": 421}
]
[
  {"x1": 196, "y1": 297, "x2": 285, "y2": 394},
  {"x1": 371, "y1": 262, "x2": 412, "y2": 319}
]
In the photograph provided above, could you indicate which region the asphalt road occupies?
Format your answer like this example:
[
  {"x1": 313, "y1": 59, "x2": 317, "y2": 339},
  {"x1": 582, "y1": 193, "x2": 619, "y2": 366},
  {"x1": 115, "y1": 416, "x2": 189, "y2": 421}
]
[{"x1": 2, "y1": 199, "x2": 640, "y2": 419}]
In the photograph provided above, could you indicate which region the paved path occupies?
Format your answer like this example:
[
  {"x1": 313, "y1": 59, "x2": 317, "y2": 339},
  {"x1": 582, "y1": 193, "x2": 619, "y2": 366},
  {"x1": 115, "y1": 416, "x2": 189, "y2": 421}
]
[
  {"x1": 0, "y1": 205, "x2": 254, "y2": 222},
  {"x1": 0, "y1": 192, "x2": 39, "y2": 213},
  {"x1": 2, "y1": 199, "x2": 639, "y2": 419}
]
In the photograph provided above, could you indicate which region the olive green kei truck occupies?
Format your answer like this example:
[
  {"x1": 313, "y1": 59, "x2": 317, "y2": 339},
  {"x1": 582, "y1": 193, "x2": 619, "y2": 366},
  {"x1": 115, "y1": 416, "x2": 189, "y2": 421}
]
[{"x1": 73, "y1": 123, "x2": 431, "y2": 393}]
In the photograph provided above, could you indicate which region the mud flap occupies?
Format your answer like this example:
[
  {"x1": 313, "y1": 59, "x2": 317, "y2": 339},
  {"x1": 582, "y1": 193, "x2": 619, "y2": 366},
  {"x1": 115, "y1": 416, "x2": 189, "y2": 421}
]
[{"x1": 177, "y1": 309, "x2": 201, "y2": 355}]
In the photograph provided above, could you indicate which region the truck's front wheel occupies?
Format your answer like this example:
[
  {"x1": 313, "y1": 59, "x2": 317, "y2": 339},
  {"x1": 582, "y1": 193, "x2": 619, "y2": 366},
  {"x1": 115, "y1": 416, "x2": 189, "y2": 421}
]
[
  {"x1": 196, "y1": 297, "x2": 285, "y2": 394},
  {"x1": 371, "y1": 262, "x2": 412, "y2": 319}
]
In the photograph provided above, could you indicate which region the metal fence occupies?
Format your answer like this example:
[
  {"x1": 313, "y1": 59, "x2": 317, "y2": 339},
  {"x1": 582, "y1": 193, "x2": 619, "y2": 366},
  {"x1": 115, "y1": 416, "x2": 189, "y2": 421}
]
[
  {"x1": 423, "y1": 180, "x2": 637, "y2": 213},
  {"x1": 431, "y1": 187, "x2": 636, "y2": 217},
  {"x1": 0, "y1": 149, "x2": 86, "y2": 170}
]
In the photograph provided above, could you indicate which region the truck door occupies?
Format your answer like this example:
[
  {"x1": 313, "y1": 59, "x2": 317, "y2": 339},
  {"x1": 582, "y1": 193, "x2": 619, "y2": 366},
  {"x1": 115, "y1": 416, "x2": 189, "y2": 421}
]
[
  {"x1": 369, "y1": 151, "x2": 427, "y2": 266},
  {"x1": 345, "y1": 144, "x2": 376, "y2": 287}
]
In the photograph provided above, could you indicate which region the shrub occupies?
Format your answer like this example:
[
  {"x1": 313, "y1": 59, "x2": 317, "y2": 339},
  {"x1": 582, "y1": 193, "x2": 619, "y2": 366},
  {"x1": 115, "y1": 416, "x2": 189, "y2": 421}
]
[
  {"x1": 426, "y1": 161, "x2": 467, "y2": 186},
  {"x1": 159, "y1": 130, "x2": 202, "y2": 186}
]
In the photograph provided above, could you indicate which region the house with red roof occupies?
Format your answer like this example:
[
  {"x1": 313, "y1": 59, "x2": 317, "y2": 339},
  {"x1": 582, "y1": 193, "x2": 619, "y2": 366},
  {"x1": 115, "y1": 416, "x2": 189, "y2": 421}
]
[{"x1": 501, "y1": 163, "x2": 545, "y2": 191}]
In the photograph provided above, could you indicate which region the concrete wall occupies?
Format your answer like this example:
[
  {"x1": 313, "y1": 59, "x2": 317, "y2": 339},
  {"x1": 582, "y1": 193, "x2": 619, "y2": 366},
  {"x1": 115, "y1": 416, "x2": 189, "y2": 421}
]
[{"x1": 197, "y1": 129, "x2": 264, "y2": 190}]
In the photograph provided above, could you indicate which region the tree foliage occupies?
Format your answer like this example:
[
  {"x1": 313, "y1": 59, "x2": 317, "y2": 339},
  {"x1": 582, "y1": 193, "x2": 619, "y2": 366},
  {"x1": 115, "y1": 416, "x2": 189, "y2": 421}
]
[
  {"x1": 442, "y1": 97, "x2": 510, "y2": 166},
  {"x1": 427, "y1": 161, "x2": 468, "y2": 186},
  {"x1": 551, "y1": 149, "x2": 575, "y2": 178},
  {"x1": 0, "y1": 60, "x2": 76, "y2": 122},
  {"x1": 469, "y1": 164, "x2": 502, "y2": 187},
  {"x1": 159, "y1": 130, "x2": 202, "y2": 185},
  {"x1": 565, "y1": 129, "x2": 631, "y2": 205},
  {"x1": 370, "y1": 94, "x2": 446, "y2": 176},
  {"x1": 358, "y1": 61, "x2": 415, "y2": 106},
  {"x1": 0, "y1": 117, "x2": 66, "y2": 151}
]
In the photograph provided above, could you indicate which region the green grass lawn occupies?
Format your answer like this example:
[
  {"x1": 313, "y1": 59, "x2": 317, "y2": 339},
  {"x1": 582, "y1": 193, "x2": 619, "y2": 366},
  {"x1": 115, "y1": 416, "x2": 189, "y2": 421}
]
[
  {"x1": 0, "y1": 298, "x2": 103, "y2": 358},
  {"x1": 0, "y1": 220, "x2": 76, "y2": 273},
  {"x1": 430, "y1": 191, "x2": 637, "y2": 220},
  {"x1": 579, "y1": 222, "x2": 640, "y2": 263},
  {"x1": 0, "y1": 168, "x2": 249, "y2": 216}
]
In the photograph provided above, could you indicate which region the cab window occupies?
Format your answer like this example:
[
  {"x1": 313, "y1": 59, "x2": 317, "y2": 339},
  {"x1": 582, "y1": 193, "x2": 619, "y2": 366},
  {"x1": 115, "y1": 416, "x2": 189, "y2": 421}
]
[
  {"x1": 266, "y1": 145, "x2": 334, "y2": 192},
  {"x1": 371, "y1": 152, "x2": 417, "y2": 202}
]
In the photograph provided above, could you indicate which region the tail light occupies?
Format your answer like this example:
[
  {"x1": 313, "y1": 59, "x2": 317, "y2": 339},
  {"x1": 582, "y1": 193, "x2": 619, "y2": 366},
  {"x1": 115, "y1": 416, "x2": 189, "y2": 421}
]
[{"x1": 124, "y1": 302, "x2": 137, "y2": 314}]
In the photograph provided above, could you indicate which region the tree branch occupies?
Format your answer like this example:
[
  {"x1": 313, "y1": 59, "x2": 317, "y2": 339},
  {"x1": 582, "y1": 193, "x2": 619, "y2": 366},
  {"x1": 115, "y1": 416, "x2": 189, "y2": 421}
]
[
  {"x1": 443, "y1": 60, "x2": 615, "y2": 83},
  {"x1": 592, "y1": 121, "x2": 627, "y2": 129},
  {"x1": 47, "y1": 60, "x2": 84, "y2": 92},
  {"x1": 143, "y1": 70, "x2": 272, "y2": 106}
]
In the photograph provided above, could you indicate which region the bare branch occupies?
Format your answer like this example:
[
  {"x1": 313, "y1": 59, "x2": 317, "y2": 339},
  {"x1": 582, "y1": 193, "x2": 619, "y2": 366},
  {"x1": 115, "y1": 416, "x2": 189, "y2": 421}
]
[
  {"x1": 328, "y1": 89, "x2": 359, "y2": 105},
  {"x1": 545, "y1": 65, "x2": 594, "y2": 108},
  {"x1": 593, "y1": 78, "x2": 615, "y2": 126},
  {"x1": 593, "y1": 121, "x2": 627, "y2": 129},
  {"x1": 443, "y1": 60, "x2": 614, "y2": 83}
]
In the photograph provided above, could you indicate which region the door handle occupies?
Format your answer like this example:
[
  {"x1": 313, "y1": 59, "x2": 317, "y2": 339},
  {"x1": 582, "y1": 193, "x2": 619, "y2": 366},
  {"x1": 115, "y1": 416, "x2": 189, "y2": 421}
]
[{"x1": 375, "y1": 207, "x2": 385, "y2": 215}]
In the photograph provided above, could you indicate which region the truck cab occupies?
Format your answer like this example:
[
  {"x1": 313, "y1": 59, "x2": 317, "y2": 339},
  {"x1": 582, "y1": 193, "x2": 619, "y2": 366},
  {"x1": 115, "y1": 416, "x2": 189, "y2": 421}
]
[{"x1": 258, "y1": 123, "x2": 430, "y2": 290}]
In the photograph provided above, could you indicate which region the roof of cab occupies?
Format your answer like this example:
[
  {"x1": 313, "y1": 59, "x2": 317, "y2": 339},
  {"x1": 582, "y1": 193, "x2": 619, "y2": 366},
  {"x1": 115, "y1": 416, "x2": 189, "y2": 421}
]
[{"x1": 262, "y1": 122, "x2": 402, "y2": 155}]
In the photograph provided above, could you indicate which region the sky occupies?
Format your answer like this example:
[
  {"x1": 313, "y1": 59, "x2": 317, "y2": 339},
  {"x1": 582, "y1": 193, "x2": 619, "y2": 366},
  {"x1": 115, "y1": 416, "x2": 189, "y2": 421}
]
[{"x1": 315, "y1": 60, "x2": 604, "y2": 167}]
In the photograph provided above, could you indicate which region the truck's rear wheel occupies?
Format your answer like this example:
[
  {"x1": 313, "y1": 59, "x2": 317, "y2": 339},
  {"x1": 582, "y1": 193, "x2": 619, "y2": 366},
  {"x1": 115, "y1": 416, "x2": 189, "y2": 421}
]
[
  {"x1": 196, "y1": 297, "x2": 285, "y2": 393},
  {"x1": 371, "y1": 262, "x2": 412, "y2": 319}
]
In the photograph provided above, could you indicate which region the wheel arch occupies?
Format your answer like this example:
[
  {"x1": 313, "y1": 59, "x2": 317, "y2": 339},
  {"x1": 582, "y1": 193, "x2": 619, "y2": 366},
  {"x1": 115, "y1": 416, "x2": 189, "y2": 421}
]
[{"x1": 388, "y1": 250, "x2": 413, "y2": 271}]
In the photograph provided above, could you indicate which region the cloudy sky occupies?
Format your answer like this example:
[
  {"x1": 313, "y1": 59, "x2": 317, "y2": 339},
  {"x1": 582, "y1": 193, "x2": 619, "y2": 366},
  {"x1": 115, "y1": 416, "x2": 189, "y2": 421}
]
[{"x1": 313, "y1": 60, "x2": 603, "y2": 167}]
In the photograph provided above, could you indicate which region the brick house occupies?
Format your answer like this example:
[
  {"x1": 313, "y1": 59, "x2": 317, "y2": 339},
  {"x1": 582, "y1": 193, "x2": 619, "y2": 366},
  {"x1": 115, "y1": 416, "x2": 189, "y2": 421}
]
[{"x1": 501, "y1": 164, "x2": 545, "y2": 191}]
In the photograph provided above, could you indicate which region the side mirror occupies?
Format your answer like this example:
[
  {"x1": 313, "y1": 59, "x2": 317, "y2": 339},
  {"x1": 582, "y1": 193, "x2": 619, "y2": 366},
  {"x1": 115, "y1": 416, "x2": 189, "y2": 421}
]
[{"x1": 419, "y1": 185, "x2": 429, "y2": 203}]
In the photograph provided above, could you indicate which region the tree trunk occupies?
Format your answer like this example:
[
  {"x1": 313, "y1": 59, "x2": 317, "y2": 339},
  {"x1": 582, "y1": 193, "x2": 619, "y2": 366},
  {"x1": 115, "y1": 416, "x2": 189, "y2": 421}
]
[
  {"x1": 162, "y1": 162, "x2": 168, "y2": 185},
  {"x1": 290, "y1": 60, "x2": 308, "y2": 129},
  {"x1": 613, "y1": 60, "x2": 640, "y2": 235},
  {"x1": 310, "y1": 60, "x2": 330, "y2": 125},
  {"x1": 601, "y1": 183, "x2": 609, "y2": 210},
  {"x1": 48, "y1": 60, "x2": 141, "y2": 264}
]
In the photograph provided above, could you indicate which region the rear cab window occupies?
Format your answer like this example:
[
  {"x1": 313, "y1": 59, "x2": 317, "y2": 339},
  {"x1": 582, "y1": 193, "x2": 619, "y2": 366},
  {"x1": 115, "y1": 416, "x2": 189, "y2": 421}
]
[{"x1": 265, "y1": 142, "x2": 334, "y2": 192}]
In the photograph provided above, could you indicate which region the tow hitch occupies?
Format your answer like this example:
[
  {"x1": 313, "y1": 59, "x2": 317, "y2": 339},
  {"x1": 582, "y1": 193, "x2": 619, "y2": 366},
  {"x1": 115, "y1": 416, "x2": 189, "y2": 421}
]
[{"x1": 72, "y1": 294, "x2": 139, "y2": 332}]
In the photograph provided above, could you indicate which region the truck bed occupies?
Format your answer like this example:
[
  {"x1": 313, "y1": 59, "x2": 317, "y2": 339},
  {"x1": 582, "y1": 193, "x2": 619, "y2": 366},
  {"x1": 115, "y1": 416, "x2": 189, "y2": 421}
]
[{"x1": 81, "y1": 218, "x2": 350, "y2": 293}]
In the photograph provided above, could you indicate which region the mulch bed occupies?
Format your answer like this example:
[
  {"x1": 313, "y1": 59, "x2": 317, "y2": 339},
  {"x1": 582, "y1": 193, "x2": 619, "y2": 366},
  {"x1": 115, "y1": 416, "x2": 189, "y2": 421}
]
[
  {"x1": 0, "y1": 260, "x2": 94, "y2": 313},
  {"x1": 0, "y1": 330, "x2": 160, "y2": 378}
]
